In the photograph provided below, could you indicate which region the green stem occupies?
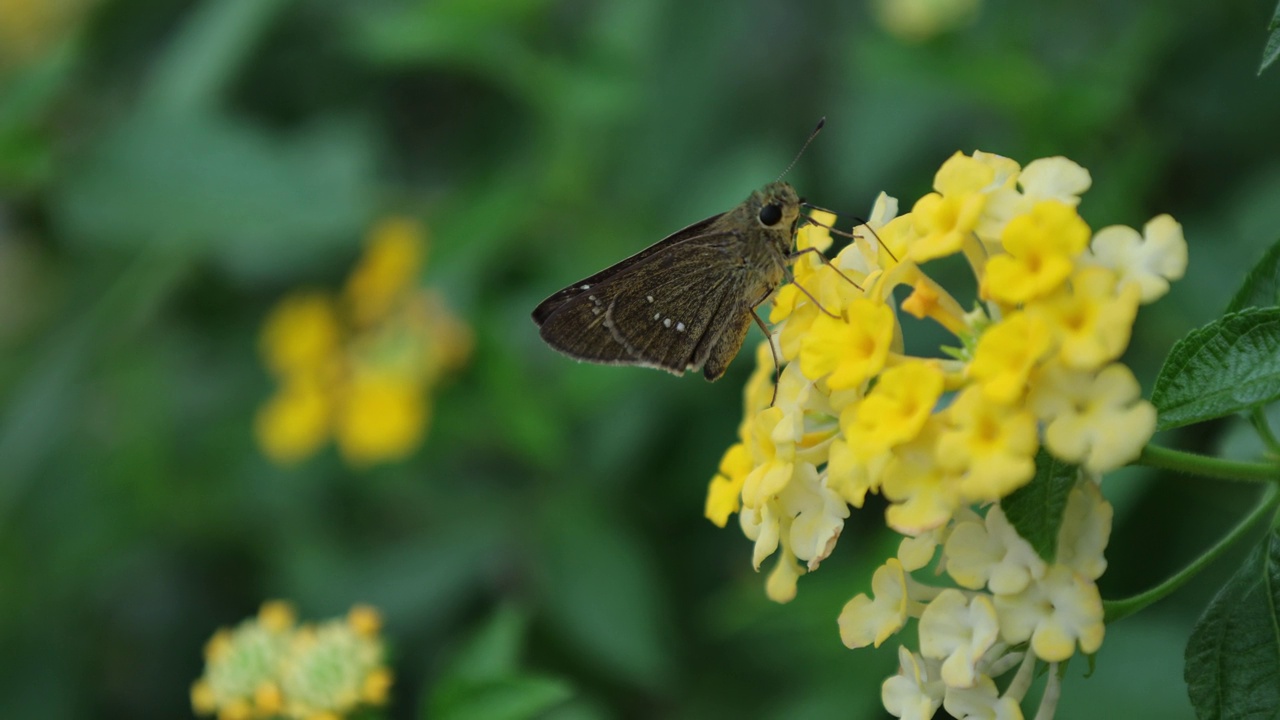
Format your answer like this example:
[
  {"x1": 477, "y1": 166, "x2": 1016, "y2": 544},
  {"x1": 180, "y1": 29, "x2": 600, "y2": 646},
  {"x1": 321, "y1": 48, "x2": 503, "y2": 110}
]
[
  {"x1": 1103, "y1": 485, "x2": 1280, "y2": 623},
  {"x1": 1133, "y1": 444, "x2": 1280, "y2": 483},
  {"x1": 1251, "y1": 407, "x2": 1280, "y2": 457}
]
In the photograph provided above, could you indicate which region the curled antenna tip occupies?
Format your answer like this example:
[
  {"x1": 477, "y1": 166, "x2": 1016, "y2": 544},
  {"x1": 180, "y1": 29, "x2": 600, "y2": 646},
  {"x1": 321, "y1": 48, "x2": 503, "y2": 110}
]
[{"x1": 814, "y1": 117, "x2": 826, "y2": 132}]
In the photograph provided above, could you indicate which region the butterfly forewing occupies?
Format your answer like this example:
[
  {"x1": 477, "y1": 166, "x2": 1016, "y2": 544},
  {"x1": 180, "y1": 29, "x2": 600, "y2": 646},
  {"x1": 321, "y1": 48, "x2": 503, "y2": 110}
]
[
  {"x1": 536, "y1": 232, "x2": 752, "y2": 376},
  {"x1": 530, "y1": 214, "x2": 724, "y2": 326}
]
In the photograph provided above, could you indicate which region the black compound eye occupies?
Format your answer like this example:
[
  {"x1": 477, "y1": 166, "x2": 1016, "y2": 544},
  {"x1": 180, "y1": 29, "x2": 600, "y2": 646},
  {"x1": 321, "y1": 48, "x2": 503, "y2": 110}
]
[{"x1": 758, "y1": 203, "x2": 784, "y2": 226}]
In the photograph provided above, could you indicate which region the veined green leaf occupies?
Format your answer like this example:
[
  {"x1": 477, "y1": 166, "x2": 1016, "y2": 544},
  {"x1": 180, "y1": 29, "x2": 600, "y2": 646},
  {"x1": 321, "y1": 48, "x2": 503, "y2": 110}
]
[
  {"x1": 1152, "y1": 308, "x2": 1280, "y2": 430},
  {"x1": 1001, "y1": 450, "x2": 1078, "y2": 562},
  {"x1": 1184, "y1": 530, "x2": 1280, "y2": 718}
]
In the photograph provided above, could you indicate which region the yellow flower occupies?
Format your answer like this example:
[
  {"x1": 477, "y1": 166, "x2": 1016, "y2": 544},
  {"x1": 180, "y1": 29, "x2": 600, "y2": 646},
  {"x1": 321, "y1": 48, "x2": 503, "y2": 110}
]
[
  {"x1": 943, "y1": 505, "x2": 1045, "y2": 595},
  {"x1": 918, "y1": 589, "x2": 999, "y2": 688},
  {"x1": 842, "y1": 361, "x2": 944, "y2": 460},
  {"x1": 0, "y1": 0, "x2": 96, "y2": 72},
  {"x1": 880, "y1": 420, "x2": 962, "y2": 534},
  {"x1": 255, "y1": 378, "x2": 332, "y2": 465},
  {"x1": 705, "y1": 443, "x2": 751, "y2": 527},
  {"x1": 260, "y1": 293, "x2": 341, "y2": 378},
  {"x1": 992, "y1": 564, "x2": 1104, "y2": 662},
  {"x1": 907, "y1": 153, "x2": 993, "y2": 262},
  {"x1": 257, "y1": 218, "x2": 470, "y2": 468},
  {"x1": 839, "y1": 558, "x2": 911, "y2": 649},
  {"x1": 1084, "y1": 214, "x2": 1187, "y2": 303},
  {"x1": 1029, "y1": 362, "x2": 1155, "y2": 473},
  {"x1": 827, "y1": 436, "x2": 877, "y2": 508},
  {"x1": 741, "y1": 406, "x2": 798, "y2": 508},
  {"x1": 967, "y1": 311, "x2": 1051, "y2": 405},
  {"x1": 936, "y1": 387, "x2": 1038, "y2": 502},
  {"x1": 280, "y1": 609, "x2": 390, "y2": 720},
  {"x1": 871, "y1": 0, "x2": 980, "y2": 42},
  {"x1": 799, "y1": 298, "x2": 896, "y2": 390},
  {"x1": 792, "y1": 209, "x2": 837, "y2": 285},
  {"x1": 345, "y1": 217, "x2": 426, "y2": 327},
  {"x1": 335, "y1": 371, "x2": 428, "y2": 466},
  {"x1": 983, "y1": 201, "x2": 1090, "y2": 304},
  {"x1": 882, "y1": 648, "x2": 944, "y2": 719},
  {"x1": 1055, "y1": 480, "x2": 1112, "y2": 581},
  {"x1": 192, "y1": 602, "x2": 297, "y2": 719},
  {"x1": 1033, "y1": 267, "x2": 1140, "y2": 371}
]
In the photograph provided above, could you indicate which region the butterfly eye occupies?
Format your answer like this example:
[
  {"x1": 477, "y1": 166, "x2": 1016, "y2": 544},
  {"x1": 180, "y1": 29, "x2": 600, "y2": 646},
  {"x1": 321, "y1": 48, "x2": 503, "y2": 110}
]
[{"x1": 758, "y1": 203, "x2": 784, "y2": 226}]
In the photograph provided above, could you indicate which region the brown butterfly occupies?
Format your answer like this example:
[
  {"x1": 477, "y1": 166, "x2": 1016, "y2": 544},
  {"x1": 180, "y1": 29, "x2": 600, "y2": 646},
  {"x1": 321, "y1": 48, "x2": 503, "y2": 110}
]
[{"x1": 531, "y1": 181, "x2": 804, "y2": 380}]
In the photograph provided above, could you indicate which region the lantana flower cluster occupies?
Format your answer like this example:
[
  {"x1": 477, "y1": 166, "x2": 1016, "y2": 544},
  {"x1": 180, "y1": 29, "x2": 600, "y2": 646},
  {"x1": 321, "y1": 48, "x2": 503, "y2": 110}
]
[
  {"x1": 191, "y1": 601, "x2": 392, "y2": 720},
  {"x1": 256, "y1": 217, "x2": 472, "y2": 468},
  {"x1": 705, "y1": 151, "x2": 1186, "y2": 717}
]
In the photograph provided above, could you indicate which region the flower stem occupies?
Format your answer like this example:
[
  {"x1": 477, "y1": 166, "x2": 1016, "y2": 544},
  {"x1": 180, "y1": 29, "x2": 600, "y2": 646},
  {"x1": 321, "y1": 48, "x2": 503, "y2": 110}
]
[
  {"x1": 1250, "y1": 407, "x2": 1280, "y2": 457},
  {"x1": 1103, "y1": 485, "x2": 1280, "y2": 623},
  {"x1": 1133, "y1": 444, "x2": 1280, "y2": 483}
]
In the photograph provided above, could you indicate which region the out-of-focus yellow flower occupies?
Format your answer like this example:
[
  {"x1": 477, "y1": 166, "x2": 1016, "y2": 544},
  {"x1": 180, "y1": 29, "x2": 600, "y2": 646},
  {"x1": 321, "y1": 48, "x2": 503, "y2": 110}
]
[
  {"x1": 872, "y1": 0, "x2": 981, "y2": 43},
  {"x1": 261, "y1": 293, "x2": 342, "y2": 378},
  {"x1": 335, "y1": 370, "x2": 427, "y2": 467},
  {"x1": 0, "y1": 0, "x2": 96, "y2": 72},
  {"x1": 255, "y1": 217, "x2": 470, "y2": 468},
  {"x1": 191, "y1": 602, "x2": 297, "y2": 720},
  {"x1": 256, "y1": 377, "x2": 332, "y2": 465},
  {"x1": 192, "y1": 602, "x2": 390, "y2": 720},
  {"x1": 345, "y1": 217, "x2": 426, "y2": 327},
  {"x1": 280, "y1": 616, "x2": 391, "y2": 719}
]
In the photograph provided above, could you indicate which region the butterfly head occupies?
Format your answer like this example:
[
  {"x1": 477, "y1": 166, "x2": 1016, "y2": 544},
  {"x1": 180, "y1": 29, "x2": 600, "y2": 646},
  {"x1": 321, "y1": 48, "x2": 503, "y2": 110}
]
[{"x1": 751, "y1": 181, "x2": 802, "y2": 231}]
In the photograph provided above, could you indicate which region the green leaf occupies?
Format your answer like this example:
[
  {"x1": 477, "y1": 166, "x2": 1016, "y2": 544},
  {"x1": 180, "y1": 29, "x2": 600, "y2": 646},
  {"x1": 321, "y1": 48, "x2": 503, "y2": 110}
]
[
  {"x1": 52, "y1": 110, "x2": 376, "y2": 279},
  {"x1": 536, "y1": 495, "x2": 673, "y2": 690},
  {"x1": 1262, "y1": 0, "x2": 1280, "y2": 75},
  {"x1": 1226, "y1": 238, "x2": 1280, "y2": 313},
  {"x1": 1184, "y1": 530, "x2": 1280, "y2": 719},
  {"x1": 143, "y1": 0, "x2": 295, "y2": 113},
  {"x1": 1001, "y1": 450, "x2": 1078, "y2": 561},
  {"x1": 429, "y1": 676, "x2": 573, "y2": 720},
  {"x1": 1152, "y1": 308, "x2": 1280, "y2": 430},
  {"x1": 442, "y1": 605, "x2": 528, "y2": 684}
]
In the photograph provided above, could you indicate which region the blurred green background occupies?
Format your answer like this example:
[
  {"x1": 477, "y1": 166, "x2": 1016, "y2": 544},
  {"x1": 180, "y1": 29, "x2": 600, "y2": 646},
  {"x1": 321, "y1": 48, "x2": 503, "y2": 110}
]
[{"x1": 2, "y1": 0, "x2": 1280, "y2": 717}]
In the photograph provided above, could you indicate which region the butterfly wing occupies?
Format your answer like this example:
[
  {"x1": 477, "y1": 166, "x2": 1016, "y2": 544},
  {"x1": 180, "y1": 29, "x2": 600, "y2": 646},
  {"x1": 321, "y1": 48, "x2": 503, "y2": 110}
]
[
  {"x1": 531, "y1": 213, "x2": 724, "y2": 326},
  {"x1": 535, "y1": 231, "x2": 755, "y2": 376}
]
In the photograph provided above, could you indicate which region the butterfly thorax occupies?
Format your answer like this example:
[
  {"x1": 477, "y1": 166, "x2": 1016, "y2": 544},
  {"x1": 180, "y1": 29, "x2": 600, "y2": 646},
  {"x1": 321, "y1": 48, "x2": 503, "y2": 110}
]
[{"x1": 707, "y1": 180, "x2": 801, "y2": 297}]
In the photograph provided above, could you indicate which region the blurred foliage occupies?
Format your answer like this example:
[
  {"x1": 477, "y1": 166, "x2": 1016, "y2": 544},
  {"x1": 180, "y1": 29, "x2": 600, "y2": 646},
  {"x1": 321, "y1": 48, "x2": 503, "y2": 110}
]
[{"x1": 1, "y1": 0, "x2": 1279, "y2": 718}]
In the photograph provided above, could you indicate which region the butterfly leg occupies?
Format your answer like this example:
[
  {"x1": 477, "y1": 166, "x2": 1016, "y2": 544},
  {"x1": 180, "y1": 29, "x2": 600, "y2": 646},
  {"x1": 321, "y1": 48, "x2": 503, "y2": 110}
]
[
  {"x1": 749, "y1": 308, "x2": 782, "y2": 407},
  {"x1": 798, "y1": 209, "x2": 900, "y2": 264},
  {"x1": 788, "y1": 246, "x2": 863, "y2": 291}
]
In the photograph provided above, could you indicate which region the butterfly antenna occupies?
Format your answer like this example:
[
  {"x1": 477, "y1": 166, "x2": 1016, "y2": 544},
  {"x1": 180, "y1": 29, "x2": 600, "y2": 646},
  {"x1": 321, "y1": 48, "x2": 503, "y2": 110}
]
[{"x1": 777, "y1": 117, "x2": 826, "y2": 181}]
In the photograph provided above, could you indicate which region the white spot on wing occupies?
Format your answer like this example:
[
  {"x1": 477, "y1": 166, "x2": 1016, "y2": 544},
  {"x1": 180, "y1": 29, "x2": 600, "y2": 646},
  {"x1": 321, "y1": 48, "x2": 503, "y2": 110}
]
[
  {"x1": 663, "y1": 318, "x2": 672, "y2": 328},
  {"x1": 676, "y1": 322, "x2": 685, "y2": 332},
  {"x1": 580, "y1": 284, "x2": 591, "y2": 290},
  {"x1": 654, "y1": 313, "x2": 660, "y2": 320},
  {"x1": 647, "y1": 295, "x2": 654, "y2": 303}
]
